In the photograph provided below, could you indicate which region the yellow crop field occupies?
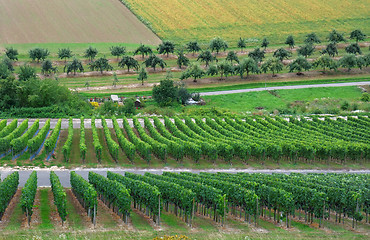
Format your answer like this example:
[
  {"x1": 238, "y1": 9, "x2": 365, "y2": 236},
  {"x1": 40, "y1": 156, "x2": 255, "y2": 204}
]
[{"x1": 124, "y1": 0, "x2": 370, "y2": 44}]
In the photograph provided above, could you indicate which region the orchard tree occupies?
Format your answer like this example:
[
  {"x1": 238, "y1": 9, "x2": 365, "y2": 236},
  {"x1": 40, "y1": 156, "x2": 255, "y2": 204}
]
[
  {"x1": 357, "y1": 54, "x2": 370, "y2": 69},
  {"x1": 273, "y1": 48, "x2": 292, "y2": 61},
  {"x1": 345, "y1": 43, "x2": 362, "y2": 55},
  {"x1": 118, "y1": 56, "x2": 139, "y2": 72},
  {"x1": 226, "y1": 51, "x2": 239, "y2": 63},
  {"x1": 18, "y1": 65, "x2": 37, "y2": 81},
  {"x1": 237, "y1": 37, "x2": 247, "y2": 52},
  {"x1": 313, "y1": 55, "x2": 338, "y2": 72},
  {"x1": 339, "y1": 54, "x2": 357, "y2": 71},
  {"x1": 328, "y1": 29, "x2": 346, "y2": 43},
  {"x1": 89, "y1": 57, "x2": 113, "y2": 74},
  {"x1": 248, "y1": 48, "x2": 265, "y2": 63},
  {"x1": 64, "y1": 58, "x2": 84, "y2": 75},
  {"x1": 186, "y1": 41, "x2": 201, "y2": 55},
  {"x1": 285, "y1": 35, "x2": 295, "y2": 49},
  {"x1": 29, "y1": 48, "x2": 50, "y2": 62},
  {"x1": 217, "y1": 61, "x2": 233, "y2": 80},
  {"x1": 261, "y1": 38, "x2": 269, "y2": 49},
  {"x1": 209, "y1": 37, "x2": 228, "y2": 55},
  {"x1": 239, "y1": 57, "x2": 259, "y2": 78},
  {"x1": 58, "y1": 48, "x2": 72, "y2": 63},
  {"x1": 288, "y1": 56, "x2": 312, "y2": 75},
  {"x1": 176, "y1": 50, "x2": 190, "y2": 69},
  {"x1": 321, "y1": 42, "x2": 338, "y2": 57},
  {"x1": 41, "y1": 60, "x2": 58, "y2": 75},
  {"x1": 180, "y1": 63, "x2": 205, "y2": 82},
  {"x1": 157, "y1": 40, "x2": 175, "y2": 57},
  {"x1": 197, "y1": 50, "x2": 215, "y2": 67},
  {"x1": 5, "y1": 47, "x2": 18, "y2": 61},
  {"x1": 144, "y1": 55, "x2": 166, "y2": 71},
  {"x1": 137, "y1": 67, "x2": 148, "y2": 85},
  {"x1": 112, "y1": 73, "x2": 119, "y2": 88},
  {"x1": 110, "y1": 46, "x2": 126, "y2": 60},
  {"x1": 206, "y1": 64, "x2": 218, "y2": 76},
  {"x1": 350, "y1": 29, "x2": 366, "y2": 42},
  {"x1": 84, "y1": 46, "x2": 98, "y2": 62},
  {"x1": 304, "y1": 33, "x2": 321, "y2": 44},
  {"x1": 134, "y1": 44, "x2": 152, "y2": 59},
  {"x1": 297, "y1": 44, "x2": 315, "y2": 58},
  {"x1": 261, "y1": 58, "x2": 283, "y2": 77}
]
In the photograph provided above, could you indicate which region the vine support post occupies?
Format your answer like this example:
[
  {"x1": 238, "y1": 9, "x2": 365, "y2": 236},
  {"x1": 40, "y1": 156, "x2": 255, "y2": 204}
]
[
  {"x1": 158, "y1": 195, "x2": 161, "y2": 226},
  {"x1": 255, "y1": 197, "x2": 259, "y2": 227},
  {"x1": 93, "y1": 204, "x2": 97, "y2": 227}
]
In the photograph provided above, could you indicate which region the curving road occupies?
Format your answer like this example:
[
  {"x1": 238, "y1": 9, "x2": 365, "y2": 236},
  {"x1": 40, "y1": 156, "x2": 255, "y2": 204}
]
[
  {"x1": 0, "y1": 168, "x2": 369, "y2": 188},
  {"x1": 200, "y1": 81, "x2": 370, "y2": 96}
]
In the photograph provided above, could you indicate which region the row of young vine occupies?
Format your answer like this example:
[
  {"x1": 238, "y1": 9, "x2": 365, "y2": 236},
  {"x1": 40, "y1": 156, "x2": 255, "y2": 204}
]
[
  {"x1": 0, "y1": 172, "x2": 19, "y2": 220},
  {"x1": 50, "y1": 171, "x2": 67, "y2": 224},
  {"x1": 20, "y1": 171, "x2": 37, "y2": 226}
]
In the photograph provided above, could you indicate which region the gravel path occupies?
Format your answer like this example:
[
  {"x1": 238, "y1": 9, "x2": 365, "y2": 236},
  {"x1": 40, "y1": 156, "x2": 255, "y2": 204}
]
[
  {"x1": 0, "y1": 168, "x2": 368, "y2": 187},
  {"x1": 200, "y1": 81, "x2": 370, "y2": 96}
]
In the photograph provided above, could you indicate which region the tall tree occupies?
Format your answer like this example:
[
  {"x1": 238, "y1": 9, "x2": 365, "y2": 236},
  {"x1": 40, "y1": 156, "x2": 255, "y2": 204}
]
[
  {"x1": 339, "y1": 54, "x2": 358, "y2": 71},
  {"x1": 176, "y1": 50, "x2": 190, "y2": 69},
  {"x1": 118, "y1": 56, "x2": 139, "y2": 72},
  {"x1": 345, "y1": 43, "x2": 362, "y2": 55},
  {"x1": 350, "y1": 29, "x2": 366, "y2": 43},
  {"x1": 64, "y1": 58, "x2": 84, "y2": 75},
  {"x1": 313, "y1": 55, "x2": 338, "y2": 72},
  {"x1": 186, "y1": 41, "x2": 201, "y2": 56},
  {"x1": 328, "y1": 29, "x2": 346, "y2": 43},
  {"x1": 144, "y1": 55, "x2": 166, "y2": 71},
  {"x1": 261, "y1": 58, "x2": 283, "y2": 77},
  {"x1": 134, "y1": 44, "x2": 153, "y2": 59},
  {"x1": 89, "y1": 57, "x2": 113, "y2": 74},
  {"x1": 237, "y1": 38, "x2": 247, "y2": 52},
  {"x1": 197, "y1": 50, "x2": 215, "y2": 67},
  {"x1": 157, "y1": 40, "x2": 175, "y2": 57},
  {"x1": 84, "y1": 46, "x2": 98, "y2": 62},
  {"x1": 288, "y1": 56, "x2": 311, "y2": 75},
  {"x1": 110, "y1": 46, "x2": 126, "y2": 60},
  {"x1": 180, "y1": 63, "x2": 205, "y2": 82},
  {"x1": 226, "y1": 51, "x2": 239, "y2": 63},
  {"x1": 285, "y1": 35, "x2": 295, "y2": 49},
  {"x1": 137, "y1": 67, "x2": 148, "y2": 85},
  {"x1": 18, "y1": 65, "x2": 37, "y2": 81},
  {"x1": 29, "y1": 48, "x2": 50, "y2": 63},
  {"x1": 261, "y1": 38, "x2": 269, "y2": 50},
  {"x1": 297, "y1": 44, "x2": 315, "y2": 58},
  {"x1": 304, "y1": 33, "x2": 321, "y2": 44},
  {"x1": 58, "y1": 48, "x2": 72, "y2": 63},
  {"x1": 321, "y1": 43, "x2": 338, "y2": 57},
  {"x1": 273, "y1": 48, "x2": 292, "y2": 61},
  {"x1": 2, "y1": 57, "x2": 14, "y2": 72},
  {"x1": 41, "y1": 60, "x2": 58, "y2": 75},
  {"x1": 215, "y1": 61, "x2": 233, "y2": 80},
  {"x1": 239, "y1": 57, "x2": 259, "y2": 78},
  {"x1": 152, "y1": 79, "x2": 178, "y2": 106},
  {"x1": 248, "y1": 48, "x2": 265, "y2": 63},
  {"x1": 206, "y1": 64, "x2": 218, "y2": 77},
  {"x1": 209, "y1": 37, "x2": 228, "y2": 55},
  {"x1": 5, "y1": 47, "x2": 18, "y2": 61}
]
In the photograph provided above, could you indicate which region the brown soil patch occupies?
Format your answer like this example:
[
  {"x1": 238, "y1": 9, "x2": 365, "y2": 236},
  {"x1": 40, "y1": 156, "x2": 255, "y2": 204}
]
[
  {"x1": 0, "y1": 189, "x2": 21, "y2": 228},
  {"x1": 0, "y1": 0, "x2": 161, "y2": 44}
]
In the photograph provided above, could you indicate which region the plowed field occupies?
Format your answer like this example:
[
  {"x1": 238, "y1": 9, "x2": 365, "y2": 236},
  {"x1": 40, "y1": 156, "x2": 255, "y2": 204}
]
[{"x1": 0, "y1": 0, "x2": 161, "y2": 44}]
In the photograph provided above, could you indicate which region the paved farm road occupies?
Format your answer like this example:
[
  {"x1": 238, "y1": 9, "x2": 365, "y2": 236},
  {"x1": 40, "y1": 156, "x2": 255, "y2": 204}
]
[
  {"x1": 200, "y1": 81, "x2": 370, "y2": 96},
  {"x1": 0, "y1": 168, "x2": 369, "y2": 188}
]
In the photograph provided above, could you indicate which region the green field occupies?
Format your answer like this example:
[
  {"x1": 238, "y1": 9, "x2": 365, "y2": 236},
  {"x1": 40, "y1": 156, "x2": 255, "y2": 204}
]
[{"x1": 123, "y1": 0, "x2": 370, "y2": 44}]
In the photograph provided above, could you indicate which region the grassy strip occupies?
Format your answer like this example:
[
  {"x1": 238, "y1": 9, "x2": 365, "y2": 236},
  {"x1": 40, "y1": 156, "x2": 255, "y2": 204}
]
[{"x1": 38, "y1": 189, "x2": 53, "y2": 229}]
